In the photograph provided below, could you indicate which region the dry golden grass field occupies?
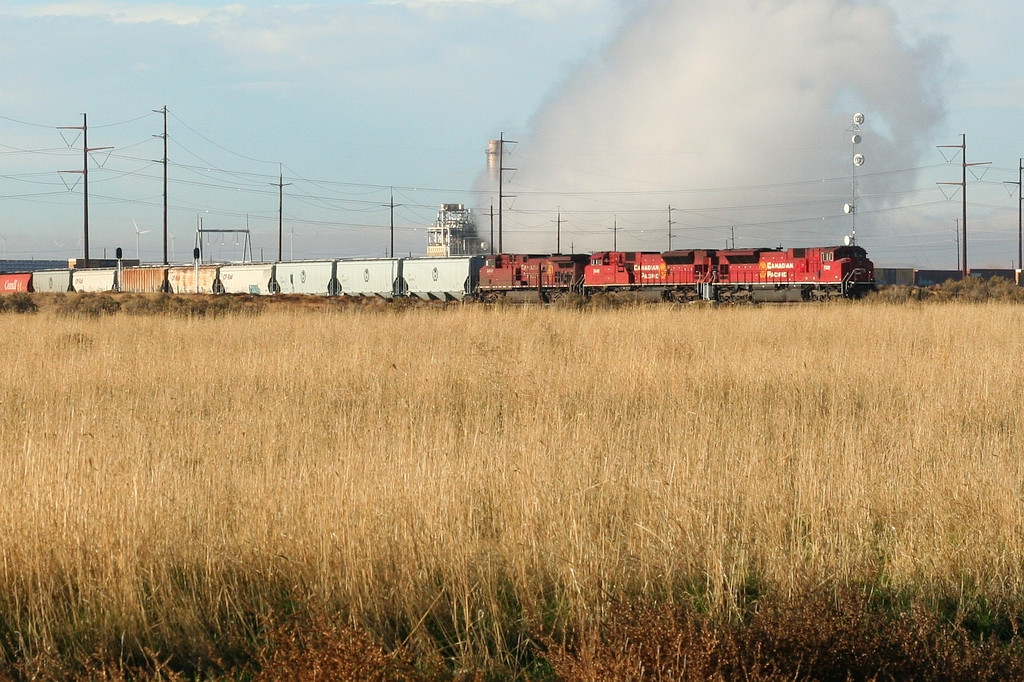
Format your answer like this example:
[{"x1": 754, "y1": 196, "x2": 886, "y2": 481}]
[{"x1": 2, "y1": 294, "x2": 1024, "y2": 679}]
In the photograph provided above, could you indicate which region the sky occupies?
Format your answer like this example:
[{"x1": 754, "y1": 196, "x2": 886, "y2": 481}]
[{"x1": 1, "y1": 0, "x2": 1023, "y2": 268}]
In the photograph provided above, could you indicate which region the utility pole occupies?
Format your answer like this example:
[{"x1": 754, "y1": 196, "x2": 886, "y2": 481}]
[
  {"x1": 382, "y1": 188, "x2": 403, "y2": 257},
  {"x1": 272, "y1": 165, "x2": 291, "y2": 262},
  {"x1": 59, "y1": 113, "x2": 112, "y2": 266},
  {"x1": 489, "y1": 203, "x2": 495, "y2": 255},
  {"x1": 938, "y1": 134, "x2": 989, "y2": 278},
  {"x1": 154, "y1": 106, "x2": 168, "y2": 265},
  {"x1": 497, "y1": 132, "x2": 517, "y2": 253},
  {"x1": 390, "y1": 188, "x2": 395, "y2": 257},
  {"x1": 555, "y1": 207, "x2": 562, "y2": 254},
  {"x1": 667, "y1": 205, "x2": 674, "y2": 251},
  {"x1": 954, "y1": 218, "x2": 960, "y2": 270},
  {"x1": 1008, "y1": 160, "x2": 1024, "y2": 271}
]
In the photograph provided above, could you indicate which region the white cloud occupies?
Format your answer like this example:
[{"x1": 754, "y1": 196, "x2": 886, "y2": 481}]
[
  {"x1": 483, "y1": 0, "x2": 949, "y2": 254},
  {"x1": 4, "y1": 2, "x2": 246, "y2": 25},
  {"x1": 371, "y1": 0, "x2": 608, "y2": 20}
]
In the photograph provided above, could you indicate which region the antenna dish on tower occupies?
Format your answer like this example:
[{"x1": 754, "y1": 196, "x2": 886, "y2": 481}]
[
  {"x1": 844, "y1": 235, "x2": 852, "y2": 246},
  {"x1": 853, "y1": 153, "x2": 865, "y2": 167},
  {"x1": 844, "y1": 203, "x2": 854, "y2": 214},
  {"x1": 853, "y1": 112, "x2": 865, "y2": 125},
  {"x1": 851, "y1": 134, "x2": 862, "y2": 145}
]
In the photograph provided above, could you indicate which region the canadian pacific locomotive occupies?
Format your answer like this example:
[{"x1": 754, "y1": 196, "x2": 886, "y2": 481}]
[
  {"x1": 478, "y1": 244, "x2": 874, "y2": 302},
  {"x1": 2, "y1": 244, "x2": 874, "y2": 303}
]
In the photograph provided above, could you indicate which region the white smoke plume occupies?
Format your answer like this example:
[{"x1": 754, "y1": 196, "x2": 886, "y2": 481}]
[{"x1": 481, "y1": 0, "x2": 946, "y2": 255}]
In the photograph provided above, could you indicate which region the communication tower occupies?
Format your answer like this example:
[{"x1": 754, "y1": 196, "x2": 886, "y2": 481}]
[{"x1": 844, "y1": 112, "x2": 865, "y2": 245}]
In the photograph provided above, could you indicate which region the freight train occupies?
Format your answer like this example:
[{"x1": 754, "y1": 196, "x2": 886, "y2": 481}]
[{"x1": 0, "y1": 244, "x2": 874, "y2": 302}]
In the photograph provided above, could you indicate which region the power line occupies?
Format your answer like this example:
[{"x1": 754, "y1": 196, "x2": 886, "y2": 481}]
[{"x1": 57, "y1": 113, "x2": 113, "y2": 264}]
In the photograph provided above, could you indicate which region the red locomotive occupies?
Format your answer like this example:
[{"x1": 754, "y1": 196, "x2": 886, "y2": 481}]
[
  {"x1": 478, "y1": 244, "x2": 874, "y2": 302},
  {"x1": 477, "y1": 253, "x2": 589, "y2": 302}
]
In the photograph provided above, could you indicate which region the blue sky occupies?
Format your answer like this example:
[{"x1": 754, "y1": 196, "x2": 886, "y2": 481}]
[{"x1": 1, "y1": 0, "x2": 1022, "y2": 268}]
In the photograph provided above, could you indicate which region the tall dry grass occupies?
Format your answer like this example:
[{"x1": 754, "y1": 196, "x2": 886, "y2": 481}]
[{"x1": 1, "y1": 299, "x2": 1024, "y2": 676}]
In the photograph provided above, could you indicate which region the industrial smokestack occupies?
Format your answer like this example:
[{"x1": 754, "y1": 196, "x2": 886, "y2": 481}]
[{"x1": 487, "y1": 139, "x2": 501, "y2": 186}]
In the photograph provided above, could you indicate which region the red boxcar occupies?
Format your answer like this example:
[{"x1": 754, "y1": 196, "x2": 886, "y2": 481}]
[
  {"x1": 0, "y1": 273, "x2": 32, "y2": 293},
  {"x1": 120, "y1": 266, "x2": 169, "y2": 293}
]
